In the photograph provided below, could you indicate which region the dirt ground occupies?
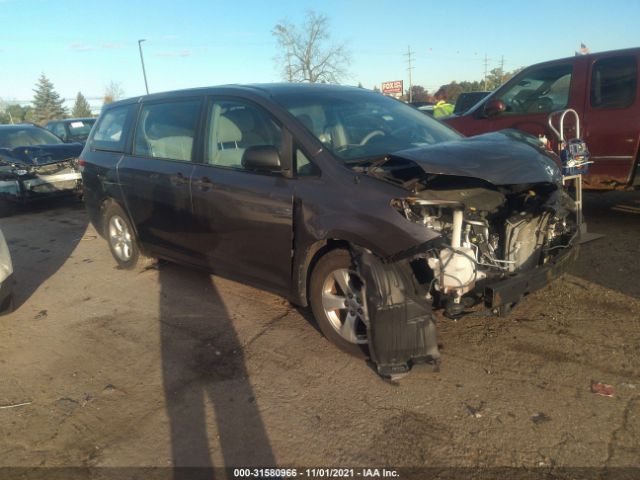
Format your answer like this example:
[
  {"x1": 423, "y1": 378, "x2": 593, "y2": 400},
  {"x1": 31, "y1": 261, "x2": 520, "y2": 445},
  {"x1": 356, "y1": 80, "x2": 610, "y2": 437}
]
[{"x1": 0, "y1": 191, "x2": 638, "y2": 478}]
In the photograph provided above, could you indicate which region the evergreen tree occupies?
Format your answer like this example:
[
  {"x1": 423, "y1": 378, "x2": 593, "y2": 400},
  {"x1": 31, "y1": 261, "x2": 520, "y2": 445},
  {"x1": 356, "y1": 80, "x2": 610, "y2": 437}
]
[
  {"x1": 72, "y1": 92, "x2": 92, "y2": 117},
  {"x1": 32, "y1": 73, "x2": 67, "y2": 123}
]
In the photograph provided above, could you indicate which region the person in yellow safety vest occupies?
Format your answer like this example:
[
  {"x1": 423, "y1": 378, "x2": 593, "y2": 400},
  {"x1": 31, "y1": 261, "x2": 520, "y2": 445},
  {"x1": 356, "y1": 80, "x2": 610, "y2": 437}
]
[{"x1": 433, "y1": 99, "x2": 454, "y2": 119}]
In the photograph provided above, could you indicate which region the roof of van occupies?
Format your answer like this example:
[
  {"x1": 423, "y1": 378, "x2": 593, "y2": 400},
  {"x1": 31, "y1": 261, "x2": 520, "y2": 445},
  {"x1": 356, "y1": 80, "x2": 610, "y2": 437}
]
[{"x1": 104, "y1": 83, "x2": 367, "y2": 108}]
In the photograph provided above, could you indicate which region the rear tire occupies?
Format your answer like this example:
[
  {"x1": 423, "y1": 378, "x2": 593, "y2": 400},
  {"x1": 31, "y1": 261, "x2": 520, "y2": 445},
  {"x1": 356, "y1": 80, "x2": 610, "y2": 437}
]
[
  {"x1": 309, "y1": 249, "x2": 369, "y2": 357},
  {"x1": 103, "y1": 203, "x2": 143, "y2": 270}
]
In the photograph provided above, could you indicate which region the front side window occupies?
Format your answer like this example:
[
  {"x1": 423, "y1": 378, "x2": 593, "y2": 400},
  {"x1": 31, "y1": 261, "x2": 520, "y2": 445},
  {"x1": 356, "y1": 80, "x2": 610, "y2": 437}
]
[
  {"x1": 92, "y1": 105, "x2": 134, "y2": 152},
  {"x1": 206, "y1": 99, "x2": 282, "y2": 169},
  {"x1": 295, "y1": 147, "x2": 319, "y2": 176},
  {"x1": 590, "y1": 56, "x2": 637, "y2": 109},
  {"x1": 498, "y1": 64, "x2": 573, "y2": 115},
  {"x1": 272, "y1": 89, "x2": 459, "y2": 163},
  {"x1": 134, "y1": 100, "x2": 201, "y2": 162}
]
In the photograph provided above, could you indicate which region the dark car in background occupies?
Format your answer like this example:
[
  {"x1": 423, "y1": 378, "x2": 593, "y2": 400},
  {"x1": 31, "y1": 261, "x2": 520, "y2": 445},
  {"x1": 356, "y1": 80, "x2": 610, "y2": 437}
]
[
  {"x1": 81, "y1": 84, "x2": 579, "y2": 377},
  {"x1": 0, "y1": 124, "x2": 83, "y2": 216},
  {"x1": 452, "y1": 91, "x2": 491, "y2": 115},
  {"x1": 46, "y1": 117, "x2": 96, "y2": 144}
]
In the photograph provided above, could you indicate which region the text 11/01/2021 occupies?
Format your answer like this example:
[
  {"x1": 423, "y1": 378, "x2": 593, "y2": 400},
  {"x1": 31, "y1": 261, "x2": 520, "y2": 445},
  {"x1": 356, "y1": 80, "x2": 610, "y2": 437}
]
[{"x1": 233, "y1": 468, "x2": 399, "y2": 478}]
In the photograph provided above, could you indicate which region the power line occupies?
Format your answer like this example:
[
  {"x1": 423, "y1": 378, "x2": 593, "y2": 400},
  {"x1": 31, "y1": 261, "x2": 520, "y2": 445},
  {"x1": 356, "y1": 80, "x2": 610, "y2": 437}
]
[
  {"x1": 482, "y1": 53, "x2": 491, "y2": 90},
  {"x1": 405, "y1": 45, "x2": 415, "y2": 103}
]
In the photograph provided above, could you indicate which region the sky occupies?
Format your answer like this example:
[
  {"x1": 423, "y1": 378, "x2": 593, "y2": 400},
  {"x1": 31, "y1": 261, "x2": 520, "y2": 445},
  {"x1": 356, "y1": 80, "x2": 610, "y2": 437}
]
[{"x1": 1, "y1": 0, "x2": 639, "y2": 111}]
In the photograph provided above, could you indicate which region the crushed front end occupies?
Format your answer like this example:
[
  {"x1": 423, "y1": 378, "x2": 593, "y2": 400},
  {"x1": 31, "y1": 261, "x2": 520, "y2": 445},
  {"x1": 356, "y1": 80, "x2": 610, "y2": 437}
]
[
  {"x1": 0, "y1": 145, "x2": 83, "y2": 209},
  {"x1": 349, "y1": 131, "x2": 579, "y2": 377},
  {"x1": 391, "y1": 177, "x2": 579, "y2": 318}
]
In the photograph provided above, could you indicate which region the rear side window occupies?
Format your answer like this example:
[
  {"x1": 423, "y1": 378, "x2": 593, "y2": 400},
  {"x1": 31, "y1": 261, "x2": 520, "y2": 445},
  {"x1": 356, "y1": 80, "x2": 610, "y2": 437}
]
[
  {"x1": 134, "y1": 100, "x2": 201, "y2": 162},
  {"x1": 590, "y1": 56, "x2": 637, "y2": 109},
  {"x1": 91, "y1": 105, "x2": 135, "y2": 152}
]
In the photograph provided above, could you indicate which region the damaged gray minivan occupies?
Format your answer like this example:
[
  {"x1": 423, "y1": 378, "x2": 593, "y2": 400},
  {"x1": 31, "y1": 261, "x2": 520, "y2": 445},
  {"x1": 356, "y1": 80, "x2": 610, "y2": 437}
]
[{"x1": 81, "y1": 84, "x2": 578, "y2": 377}]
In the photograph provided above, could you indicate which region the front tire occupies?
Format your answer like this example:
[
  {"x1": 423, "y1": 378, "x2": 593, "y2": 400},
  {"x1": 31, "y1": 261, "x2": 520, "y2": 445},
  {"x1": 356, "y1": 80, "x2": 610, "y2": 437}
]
[
  {"x1": 309, "y1": 249, "x2": 368, "y2": 357},
  {"x1": 103, "y1": 203, "x2": 141, "y2": 270}
]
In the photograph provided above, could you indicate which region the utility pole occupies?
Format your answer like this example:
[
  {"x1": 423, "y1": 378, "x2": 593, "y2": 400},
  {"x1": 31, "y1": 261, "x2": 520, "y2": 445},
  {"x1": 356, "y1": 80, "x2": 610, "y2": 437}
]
[
  {"x1": 483, "y1": 53, "x2": 490, "y2": 91},
  {"x1": 499, "y1": 55, "x2": 505, "y2": 85},
  {"x1": 405, "y1": 45, "x2": 415, "y2": 103},
  {"x1": 138, "y1": 39, "x2": 149, "y2": 95}
]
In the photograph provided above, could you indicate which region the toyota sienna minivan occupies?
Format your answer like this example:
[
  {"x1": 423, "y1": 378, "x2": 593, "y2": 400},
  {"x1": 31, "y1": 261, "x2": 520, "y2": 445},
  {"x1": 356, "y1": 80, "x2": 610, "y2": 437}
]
[{"x1": 81, "y1": 84, "x2": 579, "y2": 376}]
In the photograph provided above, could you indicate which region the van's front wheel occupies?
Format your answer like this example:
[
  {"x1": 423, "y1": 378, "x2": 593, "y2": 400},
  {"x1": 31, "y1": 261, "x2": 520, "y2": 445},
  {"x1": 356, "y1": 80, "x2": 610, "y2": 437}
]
[{"x1": 309, "y1": 250, "x2": 368, "y2": 357}]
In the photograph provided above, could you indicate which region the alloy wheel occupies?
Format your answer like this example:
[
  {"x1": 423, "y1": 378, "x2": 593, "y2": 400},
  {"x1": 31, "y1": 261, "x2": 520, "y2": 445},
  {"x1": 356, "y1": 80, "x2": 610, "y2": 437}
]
[
  {"x1": 321, "y1": 268, "x2": 367, "y2": 344},
  {"x1": 108, "y1": 215, "x2": 133, "y2": 262}
]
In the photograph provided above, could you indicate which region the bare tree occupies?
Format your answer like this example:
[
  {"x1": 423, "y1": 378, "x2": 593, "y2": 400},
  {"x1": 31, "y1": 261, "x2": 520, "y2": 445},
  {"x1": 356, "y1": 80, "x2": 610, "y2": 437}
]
[
  {"x1": 103, "y1": 81, "x2": 125, "y2": 105},
  {"x1": 272, "y1": 10, "x2": 349, "y2": 83}
]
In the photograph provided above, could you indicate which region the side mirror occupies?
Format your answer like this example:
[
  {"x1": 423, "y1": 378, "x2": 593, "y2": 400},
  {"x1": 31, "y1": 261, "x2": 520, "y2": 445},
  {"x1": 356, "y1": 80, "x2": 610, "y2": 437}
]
[
  {"x1": 241, "y1": 145, "x2": 282, "y2": 172},
  {"x1": 484, "y1": 99, "x2": 506, "y2": 118}
]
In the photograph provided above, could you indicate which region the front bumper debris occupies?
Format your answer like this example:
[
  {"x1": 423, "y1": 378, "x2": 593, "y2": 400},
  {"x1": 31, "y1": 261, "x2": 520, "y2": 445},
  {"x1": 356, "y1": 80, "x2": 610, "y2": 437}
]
[
  {"x1": 353, "y1": 238, "x2": 577, "y2": 378},
  {"x1": 353, "y1": 246, "x2": 440, "y2": 379},
  {"x1": 483, "y1": 245, "x2": 578, "y2": 309}
]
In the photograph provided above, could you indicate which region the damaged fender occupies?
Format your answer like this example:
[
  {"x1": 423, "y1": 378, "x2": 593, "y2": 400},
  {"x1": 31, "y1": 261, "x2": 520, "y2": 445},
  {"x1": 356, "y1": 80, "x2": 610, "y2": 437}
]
[{"x1": 352, "y1": 246, "x2": 440, "y2": 378}]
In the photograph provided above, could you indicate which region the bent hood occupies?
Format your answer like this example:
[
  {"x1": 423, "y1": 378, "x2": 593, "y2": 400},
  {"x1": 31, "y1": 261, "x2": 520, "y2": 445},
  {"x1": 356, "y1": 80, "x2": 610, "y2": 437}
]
[
  {"x1": 391, "y1": 129, "x2": 562, "y2": 186},
  {"x1": 0, "y1": 143, "x2": 83, "y2": 166}
]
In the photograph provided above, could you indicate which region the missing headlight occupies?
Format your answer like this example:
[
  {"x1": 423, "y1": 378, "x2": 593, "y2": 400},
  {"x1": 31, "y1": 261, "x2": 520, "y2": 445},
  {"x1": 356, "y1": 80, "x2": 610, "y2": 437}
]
[{"x1": 391, "y1": 198, "x2": 463, "y2": 232}]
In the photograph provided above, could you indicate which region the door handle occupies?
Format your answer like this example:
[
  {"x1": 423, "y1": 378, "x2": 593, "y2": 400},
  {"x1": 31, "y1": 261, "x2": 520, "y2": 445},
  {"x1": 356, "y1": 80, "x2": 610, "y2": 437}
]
[
  {"x1": 195, "y1": 176, "x2": 213, "y2": 191},
  {"x1": 170, "y1": 172, "x2": 188, "y2": 187}
]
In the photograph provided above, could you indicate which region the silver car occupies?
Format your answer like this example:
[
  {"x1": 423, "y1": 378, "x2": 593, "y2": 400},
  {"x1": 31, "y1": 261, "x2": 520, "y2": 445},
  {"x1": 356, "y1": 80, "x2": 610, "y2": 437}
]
[{"x1": 0, "y1": 227, "x2": 13, "y2": 313}]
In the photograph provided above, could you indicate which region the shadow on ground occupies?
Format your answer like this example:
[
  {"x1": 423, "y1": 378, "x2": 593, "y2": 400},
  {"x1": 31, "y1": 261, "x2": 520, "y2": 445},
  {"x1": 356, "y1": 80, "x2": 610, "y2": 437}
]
[
  {"x1": 0, "y1": 198, "x2": 88, "y2": 309},
  {"x1": 158, "y1": 261, "x2": 276, "y2": 478}
]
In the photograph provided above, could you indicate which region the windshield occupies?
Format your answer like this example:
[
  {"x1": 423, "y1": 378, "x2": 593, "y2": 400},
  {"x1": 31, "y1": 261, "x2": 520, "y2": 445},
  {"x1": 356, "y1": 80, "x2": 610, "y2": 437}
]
[
  {"x1": 272, "y1": 89, "x2": 461, "y2": 162},
  {"x1": 67, "y1": 119, "x2": 95, "y2": 140},
  {"x1": 0, "y1": 126, "x2": 64, "y2": 148}
]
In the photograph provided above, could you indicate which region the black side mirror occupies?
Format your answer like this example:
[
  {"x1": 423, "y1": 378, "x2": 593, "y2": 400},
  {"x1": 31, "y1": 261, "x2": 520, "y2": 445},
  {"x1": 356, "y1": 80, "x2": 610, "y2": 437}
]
[
  {"x1": 241, "y1": 145, "x2": 281, "y2": 172},
  {"x1": 484, "y1": 99, "x2": 506, "y2": 118}
]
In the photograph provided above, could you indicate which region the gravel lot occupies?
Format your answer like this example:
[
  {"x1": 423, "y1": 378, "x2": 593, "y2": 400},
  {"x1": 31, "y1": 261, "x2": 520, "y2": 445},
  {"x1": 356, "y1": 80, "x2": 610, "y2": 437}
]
[{"x1": 0, "y1": 191, "x2": 638, "y2": 478}]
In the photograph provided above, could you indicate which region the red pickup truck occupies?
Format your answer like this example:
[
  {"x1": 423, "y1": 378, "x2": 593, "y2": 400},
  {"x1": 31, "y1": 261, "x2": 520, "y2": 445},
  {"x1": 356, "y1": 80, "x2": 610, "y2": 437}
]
[{"x1": 445, "y1": 48, "x2": 640, "y2": 190}]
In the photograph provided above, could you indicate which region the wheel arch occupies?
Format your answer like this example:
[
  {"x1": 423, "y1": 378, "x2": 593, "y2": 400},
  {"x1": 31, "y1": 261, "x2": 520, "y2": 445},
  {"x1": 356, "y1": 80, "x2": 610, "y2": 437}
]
[
  {"x1": 291, "y1": 237, "x2": 355, "y2": 307},
  {"x1": 97, "y1": 196, "x2": 142, "y2": 248}
]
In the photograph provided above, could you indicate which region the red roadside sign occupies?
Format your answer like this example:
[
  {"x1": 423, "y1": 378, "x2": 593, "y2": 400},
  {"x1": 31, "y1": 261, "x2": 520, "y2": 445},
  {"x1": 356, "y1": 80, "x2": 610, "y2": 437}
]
[{"x1": 381, "y1": 80, "x2": 403, "y2": 95}]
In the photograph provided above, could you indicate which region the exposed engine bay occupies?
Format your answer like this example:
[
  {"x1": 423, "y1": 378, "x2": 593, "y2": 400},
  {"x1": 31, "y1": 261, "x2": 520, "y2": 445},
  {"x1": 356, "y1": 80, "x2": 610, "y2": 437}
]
[
  {"x1": 351, "y1": 150, "x2": 579, "y2": 378},
  {"x1": 390, "y1": 175, "x2": 578, "y2": 317}
]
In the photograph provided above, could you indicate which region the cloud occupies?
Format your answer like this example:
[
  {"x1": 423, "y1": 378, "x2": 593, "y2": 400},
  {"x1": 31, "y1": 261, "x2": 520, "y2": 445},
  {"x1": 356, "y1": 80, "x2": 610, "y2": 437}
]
[
  {"x1": 69, "y1": 43, "x2": 95, "y2": 52},
  {"x1": 156, "y1": 49, "x2": 191, "y2": 58},
  {"x1": 101, "y1": 43, "x2": 125, "y2": 49}
]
